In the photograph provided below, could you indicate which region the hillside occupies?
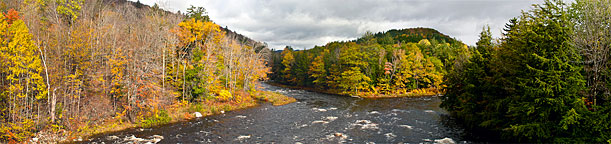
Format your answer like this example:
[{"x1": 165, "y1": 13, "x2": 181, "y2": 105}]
[
  {"x1": 357, "y1": 27, "x2": 461, "y2": 45},
  {"x1": 0, "y1": 0, "x2": 279, "y2": 142},
  {"x1": 269, "y1": 28, "x2": 469, "y2": 97},
  {"x1": 109, "y1": 0, "x2": 270, "y2": 52}
]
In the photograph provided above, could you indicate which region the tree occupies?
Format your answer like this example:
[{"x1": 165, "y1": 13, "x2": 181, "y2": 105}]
[
  {"x1": 337, "y1": 42, "x2": 371, "y2": 94},
  {"x1": 338, "y1": 67, "x2": 371, "y2": 95},
  {"x1": 441, "y1": 26, "x2": 499, "y2": 131},
  {"x1": 186, "y1": 5, "x2": 210, "y2": 22},
  {"x1": 571, "y1": 0, "x2": 611, "y2": 107},
  {"x1": 501, "y1": 1, "x2": 586, "y2": 141},
  {"x1": 170, "y1": 17, "x2": 225, "y2": 101},
  {"x1": 280, "y1": 47, "x2": 296, "y2": 84},
  {"x1": 0, "y1": 9, "x2": 47, "y2": 141},
  {"x1": 309, "y1": 49, "x2": 327, "y2": 88},
  {"x1": 55, "y1": 0, "x2": 83, "y2": 22},
  {"x1": 423, "y1": 56, "x2": 444, "y2": 89}
]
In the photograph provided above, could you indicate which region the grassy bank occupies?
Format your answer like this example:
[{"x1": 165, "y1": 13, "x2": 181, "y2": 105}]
[
  {"x1": 267, "y1": 82, "x2": 440, "y2": 98},
  {"x1": 32, "y1": 90, "x2": 295, "y2": 143},
  {"x1": 253, "y1": 91, "x2": 297, "y2": 106},
  {"x1": 266, "y1": 82, "x2": 346, "y2": 96}
]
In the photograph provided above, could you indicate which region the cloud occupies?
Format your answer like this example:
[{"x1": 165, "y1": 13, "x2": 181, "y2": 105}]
[{"x1": 133, "y1": 0, "x2": 545, "y2": 49}]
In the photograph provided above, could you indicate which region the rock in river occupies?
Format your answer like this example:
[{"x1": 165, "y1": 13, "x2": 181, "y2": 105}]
[
  {"x1": 434, "y1": 137, "x2": 455, "y2": 144},
  {"x1": 194, "y1": 112, "x2": 203, "y2": 118}
]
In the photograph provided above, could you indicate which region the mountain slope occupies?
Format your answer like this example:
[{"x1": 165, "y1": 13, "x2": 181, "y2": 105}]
[
  {"x1": 358, "y1": 27, "x2": 462, "y2": 45},
  {"x1": 269, "y1": 27, "x2": 469, "y2": 97}
]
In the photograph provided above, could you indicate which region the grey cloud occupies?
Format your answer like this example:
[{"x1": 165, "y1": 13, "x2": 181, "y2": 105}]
[{"x1": 135, "y1": 0, "x2": 545, "y2": 49}]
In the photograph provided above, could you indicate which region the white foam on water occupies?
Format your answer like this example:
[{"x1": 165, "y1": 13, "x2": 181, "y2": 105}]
[
  {"x1": 390, "y1": 117, "x2": 401, "y2": 121},
  {"x1": 122, "y1": 135, "x2": 163, "y2": 144},
  {"x1": 434, "y1": 137, "x2": 456, "y2": 144},
  {"x1": 384, "y1": 133, "x2": 396, "y2": 140},
  {"x1": 399, "y1": 125, "x2": 413, "y2": 129},
  {"x1": 361, "y1": 123, "x2": 379, "y2": 130},
  {"x1": 236, "y1": 135, "x2": 251, "y2": 141},
  {"x1": 355, "y1": 120, "x2": 372, "y2": 124},
  {"x1": 387, "y1": 112, "x2": 398, "y2": 116},
  {"x1": 312, "y1": 120, "x2": 329, "y2": 124},
  {"x1": 235, "y1": 115, "x2": 247, "y2": 119},
  {"x1": 368, "y1": 111, "x2": 381, "y2": 115},
  {"x1": 424, "y1": 110, "x2": 435, "y2": 113},
  {"x1": 351, "y1": 120, "x2": 379, "y2": 130},
  {"x1": 325, "y1": 116, "x2": 338, "y2": 121},
  {"x1": 325, "y1": 132, "x2": 348, "y2": 142},
  {"x1": 391, "y1": 109, "x2": 404, "y2": 112}
]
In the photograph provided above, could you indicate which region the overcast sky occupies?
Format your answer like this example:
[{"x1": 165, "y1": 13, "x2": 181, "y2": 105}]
[{"x1": 131, "y1": 0, "x2": 546, "y2": 50}]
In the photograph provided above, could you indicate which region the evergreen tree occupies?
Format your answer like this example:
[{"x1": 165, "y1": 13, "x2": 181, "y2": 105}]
[
  {"x1": 441, "y1": 26, "x2": 497, "y2": 130},
  {"x1": 501, "y1": 1, "x2": 586, "y2": 141}
]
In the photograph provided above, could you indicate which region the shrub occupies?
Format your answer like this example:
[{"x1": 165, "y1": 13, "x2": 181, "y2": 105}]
[{"x1": 139, "y1": 110, "x2": 171, "y2": 128}]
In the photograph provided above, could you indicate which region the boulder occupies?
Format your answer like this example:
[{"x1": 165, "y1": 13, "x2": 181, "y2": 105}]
[
  {"x1": 434, "y1": 137, "x2": 455, "y2": 144},
  {"x1": 334, "y1": 133, "x2": 343, "y2": 137},
  {"x1": 194, "y1": 112, "x2": 203, "y2": 118}
]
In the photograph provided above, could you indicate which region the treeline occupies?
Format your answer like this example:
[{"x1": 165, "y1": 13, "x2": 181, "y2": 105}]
[
  {"x1": 269, "y1": 28, "x2": 470, "y2": 97},
  {"x1": 442, "y1": 0, "x2": 611, "y2": 142},
  {"x1": 0, "y1": 0, "x2": 268, "y2": 142}
]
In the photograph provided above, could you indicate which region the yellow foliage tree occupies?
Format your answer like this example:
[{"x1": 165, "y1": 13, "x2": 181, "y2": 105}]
[
  {"x1": 56, "y1": 0, "x2": 83, "y2": 22},
  {"x1": 309, "y1": 49, "x2": 327, "y2": 87},
  {"x1": 281, "y1": 47, "x2": 296, "y2": 83},
  {"x1": 0, "y1": 9, "x2": 47, "y2": 142},
  {"x1": 170, "y1": 18, "x2": 227, "y2": 101}
]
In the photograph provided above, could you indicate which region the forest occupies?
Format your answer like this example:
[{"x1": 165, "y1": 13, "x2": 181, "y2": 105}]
[
  {"x1": 267, "y1": 0, "x2": 611, "y2": 142},
  {"x1": 269, "y1": 28, "x2": 468, "y2": 97},
  {"x1": 0, "y1": 0, "x2": 293, "y2": 142},
  {"x1": 441, "y1": 0, "x2": 611, "y2": 142},
  {"x1": 1, "y1": 0, "x2": 611, "y2": 143}
]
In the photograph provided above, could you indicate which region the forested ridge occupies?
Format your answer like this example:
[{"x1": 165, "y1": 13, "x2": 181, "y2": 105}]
[
  {"x1": 0, "y1": 0, "x2": 291, "y2": 142},
  {"x1": 269, "y1": 27, "x2": 469, "y2": 97}
]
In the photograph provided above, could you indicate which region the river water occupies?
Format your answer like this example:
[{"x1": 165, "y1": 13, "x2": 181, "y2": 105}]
[{"x1": 87, "y1": 83, "x2": 470, "y2": 143}]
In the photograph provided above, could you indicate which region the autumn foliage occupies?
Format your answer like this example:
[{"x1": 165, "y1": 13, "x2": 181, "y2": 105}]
[
  {"x1": 0, "y1": 8, "x2": 47, "y2": 142},
  {"x1": 270, "y1": 30, "x2": 465, "y2": 97},
  {"x1": 0, "y1": 1, "x2": 271, "y2": 142}
]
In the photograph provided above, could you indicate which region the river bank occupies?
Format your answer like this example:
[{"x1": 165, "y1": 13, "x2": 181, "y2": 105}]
[
  {"x1": 267, "y1": 82, "x2": 441, "y2": 98},
  {"x1": 30, "y1": 90, "x2": 295, "y2": 143},
  {"x1": 87, "y1": 82, "x2": 467, "y2": 143}
]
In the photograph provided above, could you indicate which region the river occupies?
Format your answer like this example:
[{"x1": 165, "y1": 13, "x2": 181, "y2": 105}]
[{"x1": 87, "y1": 83, "x2": 470, "y2": 143}]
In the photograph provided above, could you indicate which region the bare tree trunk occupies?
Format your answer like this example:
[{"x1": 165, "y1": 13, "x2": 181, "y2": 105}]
[
  {"x1": 572, "y1": 0, "x2": 611, "y2": 107},
  {"x1": 38, "y1": 44, "x2": 53, "y2": 123}
]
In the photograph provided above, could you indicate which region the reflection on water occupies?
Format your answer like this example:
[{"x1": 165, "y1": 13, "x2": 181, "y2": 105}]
[{"x1": 88, "y1": 83, "x2": 469, "y2": 143}]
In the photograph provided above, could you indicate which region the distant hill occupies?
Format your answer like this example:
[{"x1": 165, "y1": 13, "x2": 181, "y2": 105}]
[
  {"x1": 357, "y1": 27, "x2": 462, "y2": 45},
  {"x1": 109, "y1": 0, "x2": 269, "y2": 52},
  {"x1": 221, "y1": 27, "x2": 269, "y2": 53}
]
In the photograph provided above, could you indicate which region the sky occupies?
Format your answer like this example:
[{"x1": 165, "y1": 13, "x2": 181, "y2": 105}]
[{"x1": 131, "y1": 0, "x2": 546, "y2": 50}]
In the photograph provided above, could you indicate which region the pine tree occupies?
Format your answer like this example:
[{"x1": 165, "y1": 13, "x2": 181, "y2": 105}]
[
  {"x1": 441, "y1": 26, "x2": 500, "y2": 131},
  {"x1": 498, "y1": 0, "x2": 586, "y2": 141}
]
